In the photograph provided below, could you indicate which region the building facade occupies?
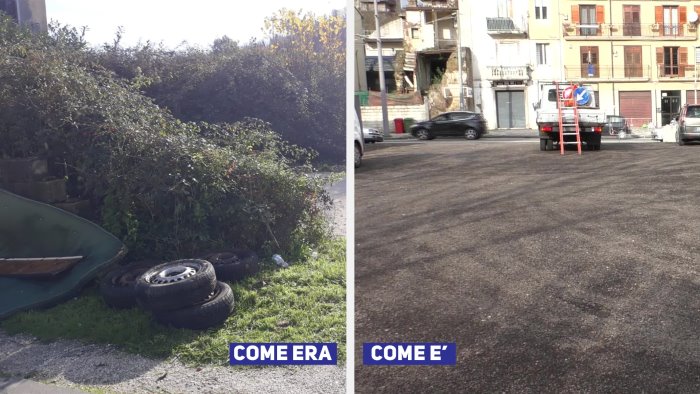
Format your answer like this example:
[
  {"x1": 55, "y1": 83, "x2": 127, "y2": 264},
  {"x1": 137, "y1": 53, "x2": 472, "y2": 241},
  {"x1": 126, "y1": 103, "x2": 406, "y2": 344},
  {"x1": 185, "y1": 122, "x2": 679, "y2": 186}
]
[
  {"x1": 559, "y1": 0, "x2": 700, "y2": 128},
  {"x1": 461, "y1": 0, "x2": 532, "y2": 129}
]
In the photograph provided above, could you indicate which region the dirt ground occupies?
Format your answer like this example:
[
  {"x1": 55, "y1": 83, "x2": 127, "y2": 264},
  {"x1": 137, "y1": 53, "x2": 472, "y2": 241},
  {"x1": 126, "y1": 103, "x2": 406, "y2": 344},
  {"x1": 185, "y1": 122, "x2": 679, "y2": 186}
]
[{"x1": 355, "y1": 139, "x2": 700, "y2": 393}]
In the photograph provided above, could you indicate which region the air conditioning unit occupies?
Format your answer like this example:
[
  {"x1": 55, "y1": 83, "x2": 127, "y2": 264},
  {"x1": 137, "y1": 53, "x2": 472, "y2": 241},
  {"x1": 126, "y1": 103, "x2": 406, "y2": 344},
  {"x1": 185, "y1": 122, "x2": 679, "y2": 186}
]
[
  {"x1": 651, "y1": 23, "x2": 660, "y2": 30},
  {"x1": 687, "y1": 23, "x2": 697, "y2": 32}
]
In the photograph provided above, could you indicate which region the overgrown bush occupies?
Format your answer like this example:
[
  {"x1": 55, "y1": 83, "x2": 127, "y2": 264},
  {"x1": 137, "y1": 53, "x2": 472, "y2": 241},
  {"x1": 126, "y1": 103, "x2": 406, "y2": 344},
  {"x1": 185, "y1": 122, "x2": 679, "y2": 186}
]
[
  {"x1": 0, "y1": 17, "x2": 331, "y2": 258},
  {"x1": 90, "y1": 9, "x2": 346, "y2": 164}
]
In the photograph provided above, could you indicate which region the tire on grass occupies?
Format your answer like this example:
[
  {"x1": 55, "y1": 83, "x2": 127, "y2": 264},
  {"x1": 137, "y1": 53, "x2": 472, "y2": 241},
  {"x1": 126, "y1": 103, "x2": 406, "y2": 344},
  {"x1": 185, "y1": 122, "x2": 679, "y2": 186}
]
[
  {"x1": 135, "y1": 259, "x2": 216, "y2": 311},
  {"x1": 99, "y1": 260, "x2": 162, "y2": 309},
  {"x1": 153, "y1": 281, "x2": 234, "y2": 330},
  {"x1": 200, "y1": 250, "x2": 260, "y2": 282}
]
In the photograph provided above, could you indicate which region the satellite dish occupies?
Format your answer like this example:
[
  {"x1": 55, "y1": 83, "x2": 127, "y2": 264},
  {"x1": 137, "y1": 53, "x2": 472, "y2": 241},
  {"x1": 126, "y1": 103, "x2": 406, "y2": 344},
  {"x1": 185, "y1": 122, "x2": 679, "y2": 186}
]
[{"x1": 689, "y1": 11, "x2": 699, "y2": 23}]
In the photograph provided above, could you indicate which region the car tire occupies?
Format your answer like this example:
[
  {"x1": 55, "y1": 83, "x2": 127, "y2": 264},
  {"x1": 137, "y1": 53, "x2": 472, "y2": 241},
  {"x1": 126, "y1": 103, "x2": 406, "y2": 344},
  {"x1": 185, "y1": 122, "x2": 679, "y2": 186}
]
[
  {"x1": 677, "y1": 130, "x2": 685, "y2": 145},
  {"x1": 464, "y1": 129, "x2": 478, "y2": 140},
  {"x1": 200, "y1": 250, "x2": 260, "y2": 282},
  {"x1": 153, "y1": 281, "x2": 234, "y2": 330},
  {"x1": 540, "y1": 139, "x2": 547, "y2": 151},
  {"x1": 594, "y1": 144, "x2": 601, "y2": 151},
  {"x1": 135, "y1": 259, "x2": 217, "y2": 311},
  {"x1": 354, "y1": 143, "x2": 362, "y2": 168},
  {"x1": 100, "y1": 260, "x2": 162, "y2": 309},
  {"x1": 415, "y1": 128, "x2": 430, "y2": 140}
]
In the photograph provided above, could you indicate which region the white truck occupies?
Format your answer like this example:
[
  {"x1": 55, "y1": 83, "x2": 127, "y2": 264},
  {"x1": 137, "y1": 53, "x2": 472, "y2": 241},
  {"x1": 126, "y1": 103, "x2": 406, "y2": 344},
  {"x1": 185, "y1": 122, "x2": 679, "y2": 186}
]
[{"x1": 535, "y1": 83, "x2": 607, "y2": 151}]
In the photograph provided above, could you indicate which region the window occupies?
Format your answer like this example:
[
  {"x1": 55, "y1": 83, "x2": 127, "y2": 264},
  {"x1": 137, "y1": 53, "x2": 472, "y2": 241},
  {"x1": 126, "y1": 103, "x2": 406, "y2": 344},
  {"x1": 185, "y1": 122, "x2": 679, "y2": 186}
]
[
  {"x1": 579, "y1": 5, "x2": 598, "y2": 36},
  {"x1": 536, "y1": 43, "x2": 548, "y2": 65},
  {"x1": 664, "y1": 47, "x2": 680, "y2": 76},
  {"x1": 624, "y1": 46, "x2": 643, "y2": 78},
  {"x1": 580, "y1": 46, "x2": 599, "y2": 78},
  {"x1": 497, "y1": 0, "x2": 511, "y2": 18},
  {"x1": 623, "y1": 5, "x2": 641, "y2": 36},
  {"x1": 663, "y1": 6, "x2": 680, "y2": 36},
  {"x1": 535, "y1": 0, "x2": 548, "y2": 20},
  {"x1": 410, "y1": 28, "x2": 420, "y2": 39}
]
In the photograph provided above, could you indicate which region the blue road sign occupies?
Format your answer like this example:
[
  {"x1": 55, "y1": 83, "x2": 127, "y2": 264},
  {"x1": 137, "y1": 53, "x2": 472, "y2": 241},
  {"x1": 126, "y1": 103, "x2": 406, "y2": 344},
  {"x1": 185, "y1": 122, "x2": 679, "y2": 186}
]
[{"x1": 575, "y1": 86, "x2": 591, "y2": 106}]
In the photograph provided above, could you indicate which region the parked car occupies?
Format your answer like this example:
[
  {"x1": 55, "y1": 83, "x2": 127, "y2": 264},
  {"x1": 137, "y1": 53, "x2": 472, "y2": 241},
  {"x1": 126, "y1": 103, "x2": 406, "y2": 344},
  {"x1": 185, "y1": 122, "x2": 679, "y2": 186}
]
[
  {"x1": 677, "y1": 104, "x2": 700, "y2": 145},
  {"x1": 603, "y1": 115, "x2": 630, "y2": 136},
  {"x1": 354, "y1": 113, "x2": 364, "y2": 168},
  {"x1": 363, "y1": 127, "x2": 384, "y2": 143},
  {"x1": 409, "y1": 111, "x2": 487, "y2": 140}
]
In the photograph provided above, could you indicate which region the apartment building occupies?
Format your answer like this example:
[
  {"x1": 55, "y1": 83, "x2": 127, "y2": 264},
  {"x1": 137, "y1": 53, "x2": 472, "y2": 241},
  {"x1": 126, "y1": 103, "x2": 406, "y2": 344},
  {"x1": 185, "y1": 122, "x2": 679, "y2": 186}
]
[
  {"x1": 554, "y1": 1, "x2": 700, "y2": 127},
  {"x1": 461, "y1": 0, "x2": 532, "y2": 128}
]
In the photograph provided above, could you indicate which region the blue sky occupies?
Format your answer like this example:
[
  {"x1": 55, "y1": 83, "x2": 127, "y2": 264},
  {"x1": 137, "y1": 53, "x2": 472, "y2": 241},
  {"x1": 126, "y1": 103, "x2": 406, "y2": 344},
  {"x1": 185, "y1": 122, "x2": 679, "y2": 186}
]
[{"x1": 45, "y1": 0, "x2": 346, "y2": 48}]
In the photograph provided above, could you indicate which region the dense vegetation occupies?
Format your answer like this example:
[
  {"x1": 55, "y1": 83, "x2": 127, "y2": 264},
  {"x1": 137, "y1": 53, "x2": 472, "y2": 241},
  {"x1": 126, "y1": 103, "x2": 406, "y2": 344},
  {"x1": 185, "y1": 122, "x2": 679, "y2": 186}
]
[{"x1": 0, "y1": 10, "x2": 344, "y2": 258}]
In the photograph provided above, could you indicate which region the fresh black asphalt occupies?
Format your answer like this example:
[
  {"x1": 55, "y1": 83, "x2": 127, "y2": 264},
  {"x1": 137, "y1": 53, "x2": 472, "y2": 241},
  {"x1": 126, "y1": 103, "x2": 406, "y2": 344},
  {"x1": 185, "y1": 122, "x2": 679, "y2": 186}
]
[{"x1": 355, "y1": 138, "x2": 700, "y2": 393}]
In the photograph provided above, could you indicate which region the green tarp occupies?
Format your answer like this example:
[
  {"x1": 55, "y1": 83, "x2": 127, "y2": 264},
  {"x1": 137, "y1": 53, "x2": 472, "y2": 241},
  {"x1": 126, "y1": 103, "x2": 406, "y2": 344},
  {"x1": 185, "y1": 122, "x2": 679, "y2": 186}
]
[{"x1": 0, "y1": 189, "x2": 126, "y2": 318}]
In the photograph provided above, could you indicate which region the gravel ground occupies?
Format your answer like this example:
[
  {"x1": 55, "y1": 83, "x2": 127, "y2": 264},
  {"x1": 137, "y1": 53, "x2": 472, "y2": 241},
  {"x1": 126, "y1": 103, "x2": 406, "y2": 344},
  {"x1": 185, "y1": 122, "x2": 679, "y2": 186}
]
[{"x1": 0, "y1": 174, "x2": 347, "y2": 394}]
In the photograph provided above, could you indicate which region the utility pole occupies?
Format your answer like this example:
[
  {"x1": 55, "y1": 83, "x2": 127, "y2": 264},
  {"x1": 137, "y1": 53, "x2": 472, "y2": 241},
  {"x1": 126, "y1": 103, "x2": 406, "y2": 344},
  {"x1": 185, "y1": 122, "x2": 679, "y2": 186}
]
[
  {"x1": 373, "y1": 0, "x2": 390, "y2": 136},
  {"x1": 456, "y1": 10, "x2": 465, "y2": 111}
]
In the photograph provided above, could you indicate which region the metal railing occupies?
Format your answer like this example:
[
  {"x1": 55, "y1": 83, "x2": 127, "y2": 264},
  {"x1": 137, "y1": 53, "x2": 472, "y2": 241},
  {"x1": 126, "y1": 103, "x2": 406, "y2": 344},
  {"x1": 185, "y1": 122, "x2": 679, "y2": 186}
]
[
  {"x1": 564, "y1": 22, "x2": 697, "y2": 39},
  {"x1": 486, "y1": 65, "x2": 530, "y2": 80},
  {"x1": 405, "y1": 0, "x2": 457, "y2": 10},
  {"x1": 656, "y1": 64, "x2": 698, "y2": 78},
  {"x1": 563, "y1": 65, "x2": 651, "y2": 80}
]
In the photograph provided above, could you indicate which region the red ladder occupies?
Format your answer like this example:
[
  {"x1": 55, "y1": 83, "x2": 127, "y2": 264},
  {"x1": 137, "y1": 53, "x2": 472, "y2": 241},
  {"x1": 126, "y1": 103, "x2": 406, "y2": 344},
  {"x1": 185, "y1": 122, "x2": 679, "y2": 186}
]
[{"x1": 555, "y1": 81, "x2": 582, "y2": 155}]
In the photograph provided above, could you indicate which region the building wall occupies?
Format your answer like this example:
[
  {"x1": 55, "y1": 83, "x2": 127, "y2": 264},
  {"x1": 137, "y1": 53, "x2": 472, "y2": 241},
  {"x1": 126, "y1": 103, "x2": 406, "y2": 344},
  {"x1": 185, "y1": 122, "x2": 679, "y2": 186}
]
[
  {"x1": 461, "y1": 0, "x2": 532, "y2": 129},
  {"x1": 361, "y1": 104, "x2": 430, "y2": 132}
]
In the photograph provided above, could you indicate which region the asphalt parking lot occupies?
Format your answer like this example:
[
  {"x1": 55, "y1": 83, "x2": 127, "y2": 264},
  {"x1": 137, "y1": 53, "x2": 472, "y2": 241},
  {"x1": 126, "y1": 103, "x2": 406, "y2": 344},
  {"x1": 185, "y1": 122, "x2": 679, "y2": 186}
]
[{"x1": 355, "y1": 138, "x2": 700, "y2": 393}]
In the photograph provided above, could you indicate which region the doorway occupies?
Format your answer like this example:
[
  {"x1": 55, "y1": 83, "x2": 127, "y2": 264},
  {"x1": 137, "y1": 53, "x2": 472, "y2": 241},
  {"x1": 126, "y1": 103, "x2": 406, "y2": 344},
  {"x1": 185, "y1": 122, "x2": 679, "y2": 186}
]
[
  {"x1": 496, "y1": 90, "x2": 526, "y2": 128},
  {"x1": 661, "y1": 90, "x2": 681, "y2": 125}
]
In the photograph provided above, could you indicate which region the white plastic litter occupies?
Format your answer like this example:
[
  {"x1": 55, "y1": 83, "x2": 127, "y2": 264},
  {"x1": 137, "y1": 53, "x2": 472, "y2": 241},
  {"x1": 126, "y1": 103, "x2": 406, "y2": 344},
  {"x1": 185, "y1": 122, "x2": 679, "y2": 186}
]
[{"x1": 272, "y1": 254, "x2": 288, "y2": 268}]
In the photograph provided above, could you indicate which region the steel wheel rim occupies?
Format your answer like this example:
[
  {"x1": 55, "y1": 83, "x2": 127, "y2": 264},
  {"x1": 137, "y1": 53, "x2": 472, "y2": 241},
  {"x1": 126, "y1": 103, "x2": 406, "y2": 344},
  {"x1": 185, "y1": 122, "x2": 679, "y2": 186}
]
[{"x1": 152, "y1": 265, "x2": 196, "y2": 284}]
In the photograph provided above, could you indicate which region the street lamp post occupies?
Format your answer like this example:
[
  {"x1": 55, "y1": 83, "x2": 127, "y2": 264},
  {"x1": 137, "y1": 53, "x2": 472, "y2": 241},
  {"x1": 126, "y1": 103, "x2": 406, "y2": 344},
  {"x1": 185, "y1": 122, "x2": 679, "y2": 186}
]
[
  {"x1": 373, "y1": 0, "x2": 390, "y2": 137},
  {"x1": 455, "y1": 10, "x2": 465, "y2": 111}
]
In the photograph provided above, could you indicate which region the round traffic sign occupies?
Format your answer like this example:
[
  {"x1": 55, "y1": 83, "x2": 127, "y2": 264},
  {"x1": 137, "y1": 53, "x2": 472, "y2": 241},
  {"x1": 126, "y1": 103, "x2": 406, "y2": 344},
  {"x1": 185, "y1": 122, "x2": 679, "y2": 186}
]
[
  {"x1": 562, "y1": 86, "x2": 575, "y2": 107},
  {"x1": 574, "y1": 86, "x2": 591, "y2": 106}
]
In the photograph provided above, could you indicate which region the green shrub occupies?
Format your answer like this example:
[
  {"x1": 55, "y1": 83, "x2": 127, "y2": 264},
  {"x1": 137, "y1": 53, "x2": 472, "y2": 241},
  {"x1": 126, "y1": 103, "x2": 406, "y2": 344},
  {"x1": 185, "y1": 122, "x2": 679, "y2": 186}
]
[{"x1": 0, "y1": 17, "x2": 331, "y2": 259}]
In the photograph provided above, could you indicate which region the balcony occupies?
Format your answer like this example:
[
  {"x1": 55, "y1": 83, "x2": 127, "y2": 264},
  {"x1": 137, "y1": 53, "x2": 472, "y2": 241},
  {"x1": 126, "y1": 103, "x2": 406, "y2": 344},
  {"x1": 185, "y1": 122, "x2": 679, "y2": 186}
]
[
  {"x1": 563, "y1": 65, "x2": 651, "y2": 81},
  {"x1": 563, "y1": 22, "x2": 698, "y2": 41},
  {"x1": 657, "y1": 64, "x2": 698, "y2": 79},
  {"x1": 405, "y1": 0, "x2": 457, "y2": 10},
  {"x1": 486, "y1": 65, "x2": 531, "y2": 81},
  {"x1": 487, "y1": 17, "x2": 527, "y2": 37}
]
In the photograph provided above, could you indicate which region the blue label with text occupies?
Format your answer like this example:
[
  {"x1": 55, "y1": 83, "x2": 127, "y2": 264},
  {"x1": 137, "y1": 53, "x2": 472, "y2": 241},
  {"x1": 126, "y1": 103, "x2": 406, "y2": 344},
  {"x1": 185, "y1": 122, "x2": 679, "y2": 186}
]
[
  {"x1": 363, "y1": 343, "x2": 457, "y2": 365},
  {"x1": 229, "y1": 343, "x2": 337, "y2": 365}
]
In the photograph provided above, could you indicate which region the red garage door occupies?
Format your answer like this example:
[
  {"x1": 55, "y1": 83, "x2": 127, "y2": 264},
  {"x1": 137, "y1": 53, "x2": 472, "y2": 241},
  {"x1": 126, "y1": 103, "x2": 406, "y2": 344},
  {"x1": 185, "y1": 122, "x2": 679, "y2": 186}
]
[{"x1": 619, "y1": 91, "x2": 652, "y2": 127}]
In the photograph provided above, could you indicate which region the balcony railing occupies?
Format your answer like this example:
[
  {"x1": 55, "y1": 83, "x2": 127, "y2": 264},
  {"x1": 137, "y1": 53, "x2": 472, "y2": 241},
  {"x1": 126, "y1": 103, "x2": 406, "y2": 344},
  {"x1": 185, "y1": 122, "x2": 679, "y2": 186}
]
[
  {"x1": 487, "y1": 17, "x2": 527, "y2": 36},
  {"x1": 657, "y1": 64, "x2": 698, "y2": 78},
  {"x1": 486, "y1": 66, "x2": 531, "y2": 81},
  {"x1": 405, "y1": 0, "x2": 457, "y2": 10},
  {"x1": 564, "y1": 65, "x2": 651, "y2": 80},
  {"x1": 564, "y1": 22, "x2": 697, "y2": 39}
]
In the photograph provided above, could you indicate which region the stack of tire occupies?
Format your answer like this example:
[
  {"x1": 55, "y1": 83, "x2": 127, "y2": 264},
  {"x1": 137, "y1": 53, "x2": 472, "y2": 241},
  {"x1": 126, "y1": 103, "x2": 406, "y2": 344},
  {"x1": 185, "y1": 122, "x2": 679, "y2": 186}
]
[{"x1": 100, "y1": 250, "x2": 259, "y2": 330}]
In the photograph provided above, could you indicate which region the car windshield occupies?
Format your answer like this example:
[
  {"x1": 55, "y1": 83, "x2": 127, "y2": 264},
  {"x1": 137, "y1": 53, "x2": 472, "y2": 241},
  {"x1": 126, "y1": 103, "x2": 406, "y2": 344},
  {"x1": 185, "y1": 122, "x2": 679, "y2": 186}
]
[
  {"x1": 432, "y1": 115, "x2": 448, "y2": 121},
  {"x1": 686, "y1": 106, "x2": 700, "y2": 118}
]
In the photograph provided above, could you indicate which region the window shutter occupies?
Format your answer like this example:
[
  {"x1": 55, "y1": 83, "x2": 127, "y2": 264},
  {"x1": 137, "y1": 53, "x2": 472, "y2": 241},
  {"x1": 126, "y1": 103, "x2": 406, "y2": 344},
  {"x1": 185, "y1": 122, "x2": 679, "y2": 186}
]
[
  {"x1": 656, "y1": 47, "x2": 664, "y2": 77},
  {"x1": 572, "y1": 5, "x2": 579, "y2": 24},
  {"x1": 696, "y1": 5, "x2": 700, "y2": 15},
  {"x1": 680, "y1": 6, "x2": 687, "y2": 24},
  {"x1": 655, "y1": 6, "x2": 663, "y2": 25},
  {"x1": 596, "y1": 5, "x2": 605, "y2": 24},
  {"x1": 679, "y1": 47, "x2": 688, "y2": 77}
]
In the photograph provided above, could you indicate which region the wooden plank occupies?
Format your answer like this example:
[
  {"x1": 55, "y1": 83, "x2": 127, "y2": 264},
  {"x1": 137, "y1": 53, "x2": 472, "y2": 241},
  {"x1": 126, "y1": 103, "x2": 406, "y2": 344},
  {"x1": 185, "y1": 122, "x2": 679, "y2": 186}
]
[{"x1": 0, "y1": 256, "x2": 83, "y2": 277}]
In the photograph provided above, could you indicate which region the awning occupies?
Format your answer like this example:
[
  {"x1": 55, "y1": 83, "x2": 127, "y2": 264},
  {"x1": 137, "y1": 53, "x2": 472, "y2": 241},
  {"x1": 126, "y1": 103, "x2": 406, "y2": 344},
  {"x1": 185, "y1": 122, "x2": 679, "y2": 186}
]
[{"x1": 365, "y1": 56, "x2": 395, "y2": 72}]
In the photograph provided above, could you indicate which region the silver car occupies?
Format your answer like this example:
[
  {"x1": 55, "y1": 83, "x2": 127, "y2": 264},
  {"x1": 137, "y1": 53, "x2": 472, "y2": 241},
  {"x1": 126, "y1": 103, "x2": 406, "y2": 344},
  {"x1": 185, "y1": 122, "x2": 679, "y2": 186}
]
[
  {"x1": 678, "y1": 104, "x2": 700, "y2": 145},
  {"x1": 363, "y1": 127, "x2": 384, "y2": 143}
]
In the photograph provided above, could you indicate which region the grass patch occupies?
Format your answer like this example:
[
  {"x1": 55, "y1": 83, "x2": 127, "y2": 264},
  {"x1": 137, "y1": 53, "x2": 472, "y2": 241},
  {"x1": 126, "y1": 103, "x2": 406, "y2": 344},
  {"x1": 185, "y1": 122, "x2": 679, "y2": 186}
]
[{"x1": 1, "y1": 239, "x2": 346, "y2": 366}]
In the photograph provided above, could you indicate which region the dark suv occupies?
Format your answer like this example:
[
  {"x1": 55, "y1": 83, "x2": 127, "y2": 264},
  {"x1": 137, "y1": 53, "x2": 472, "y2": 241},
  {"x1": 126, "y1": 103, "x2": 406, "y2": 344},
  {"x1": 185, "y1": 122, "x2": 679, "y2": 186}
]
[
  {"x1": 410, "y1": 111, "x2": 487, "y2": 140},
  {"x1": 677, "y1": 104, "x2": 700, "y2": 145}
]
